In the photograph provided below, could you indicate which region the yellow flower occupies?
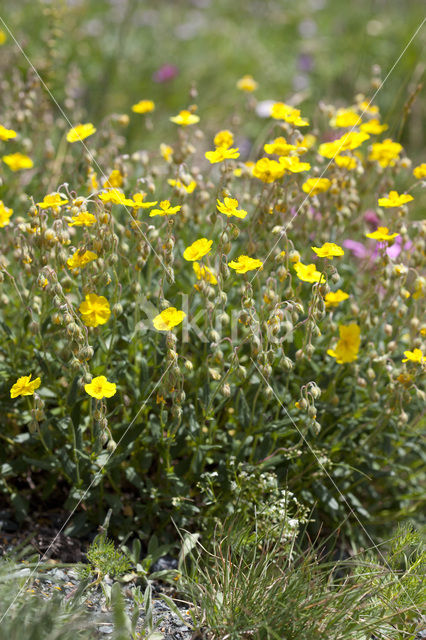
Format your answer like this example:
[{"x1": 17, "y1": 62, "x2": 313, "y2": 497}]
[
  {"x1": 37, "y1": 192, "x2": 69, "y2": 210},
  {"x1": 131, "y1": 192, "x2": 158, "y2": 209},
  {"x1": 170, "y1": 110, "x2": 200, "y2": 126},
  {"x1": 324, "y1": 290, "x2": 349, "y2": 308},
  {"x1": 252, "y1": 157, "x2": 285, "y2": 183},
  {"x1": 360, "y1": 119, "x2": 388, "y2": 135},
  {"x1": 132, "y1": 99, "x2": 155, "y2": 114},
  {"x1": 271, "y1": 103, "x2": 309, "y2": 126},
  {"x1": 402, "y1": 348, "x2": 424, "y2": 364},
  {"x1": 366, "y1": 227, "x2": 399, "y2": 242},
  {"x1": 302, "y1": 178, "x2": 331, "y2": 195},
  {"x1": 358, "y1": 100, "x2": 379, "y2": 115},
  {"x1": 413, "y1": 277, "x2": 424, "y2": 300},
  {"x1": 236, "y1": 75, "x2": 258, "y2": 91},
  {"x1": 331, "y1": 109, "x2": 360, "y2": 128},
  {"x1": 160, "y1": 143, "x2": 173, "y2": 163},
  {"x1": 216, "y1": 197, "x2": 247, "y2": 219},
  {"x1": 0, "y1": 29, "x2": 7, "y2": 45},
  {"x1": 368, "y1": 138, "x2": 402, "y2": 167},
  {"x1": 153, "y1": 307, "x2": 186, "y2": 331},
  {"x1": 214, "y1": 130, "x2": 234, "y2": 149},
  {"x1": 319, "y1": 132, "x2": 369, "y2": 158},
  {"x1": 2, "y1": 152, "x2": 33, "y2": 171},
  {"x1": 378, "y1": 190, "x2": 414, "y2": 208},
  {"x1": 0, "y1": 201, "x2": 13, "y2": 227},
  {"x1": 228, "y1": 255, "x2": 263, "y2": 274},
  {"x1": 334, "y1": 155, "x2": 357, "y2": 170},
  {"x1": 79, "y1": 293, "x2": 111, "y2": 327},
  {"x1": 66, "y1": 123, "x2": 96, "y2": 143},
  {"x1": 98, "y1": 190, "x2": 135, "y2": 206},
  {"x1": 413, "y1": 163, "x2": 426, "y2": 179},
  {"x1": 104, "y1": 169, "x2": 123, "y2": 189},
  {"x1": 279, "y1": 156, "x2": 311, "y2": 173},
  {"x1": 327, "y1": 324, "x2": 360, "y2": 364},
  {"x1": 67, "y1": 249, "x2": 98, "y2": 270},
  {"x1": 205, "y1": 147, "x2": 240, "y2": 163},
  {"x1": 0, "y1": 124, "x2": 17, "y2": 141},
  {"x1": 294, "y1": 262, "x2": 324, "y2": 283},
  {"x1": 88, "y1": 169, "x2": 98, "y2": 191},
  {"x1": 68, "y1": 211, "x2": 97, "y2": 227},
  {"x1": 84, "y1": 375, "x2": 116, "y2": 399},
  {"x1": 296, "y1": 134, "x2": 316, "y2": 153},
  {"x1": 264, "y1": 137, "x2": 297, "y2": 156},
  {"x1": 149, "y1": 200, "x2": 181, "y2": 217},
  {"x1": 10, "y1": 374, "x2": 41, "y2": 398},
  {"x1": 312, "y1": 242, "x2": 344, "y2": 259},
  {"x1": 193, "y1": 262, "x2": 217, "y2": 285},
  {"x1": 168, "y1": 178, "x2": 197, "y2": 194},
  {"x1": 183, "y1": 238, "x2": 213, "y2": 261}
]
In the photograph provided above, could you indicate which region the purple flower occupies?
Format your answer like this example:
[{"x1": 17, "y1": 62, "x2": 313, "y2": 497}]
[
  {"x1": 363, "y1": 209, "x2": 380, "y2": 229},
  {"x1": 385, "y1": 235, "x2": 412, "y2": 260},
  {"x1": 298, "y1": 53, "x2": 313, "y2": 73},
  {"x1": 343, "y1": 239, "x2": 369, "y2": 259},
  {"x1": 153, "y1": 64, "x2": 178, "y2": 83}
]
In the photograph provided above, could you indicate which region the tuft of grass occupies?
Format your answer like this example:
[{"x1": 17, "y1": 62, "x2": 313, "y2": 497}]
[{"x1": 177, "y1": 517, "x2": 426, "y2": 640}]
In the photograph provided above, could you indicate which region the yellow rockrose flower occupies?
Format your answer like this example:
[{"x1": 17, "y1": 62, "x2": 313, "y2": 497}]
[
  {"x1": 153, "y1": 307, "x2": 186, "y2": 331},
  {"x1": 37, "y1": 192, "x2": 69, "y2": 210},
  {"x1": 271, "y1": 102, "x2": 309, "y2": 126},
  {"x1": 160, "y1": 143, "x2": 173, "y2": 163},
  {"x1": 205, "y1": 147, "x2": 240, "y2": 163},
  {"x1": 68, "y1": 211, "x2": 97, "y2": 227},
  {"x1": 334, "y1": 155, "x2": 357, "y2": 170},
  {"x1": 252, "y1": 158, "x2": 286, "y2": 183},
  {"x1": 228, "y1": 255, "x2": 263, "y2": 274},
  {"x1": 312, "y1": 242, "x2": 344, "y2": 259},
  {"x1": 378, "y1": 191, "x2": 413, "y2": 208},
  {"x1": 366, "y1": 227, "x2": 399, "y2": 242},
  {"x1": 0, "y1": 124, "x2": 17, "y2": 141},
  {"x1": 368, "y1": 138, "x2": 402, "y2": 167},
  {"x1": 216, "y1": 197, "x2": 247, "y2": 219},
  {"x1": 413, "y1": 163, "x2": 426, "y2": 179},
  {"x1": 104, "y1": 169, "x2": 124, "y2": 189},
  {"x1": 319, "y1": 132, "x2": 369, "y2": 158},
  {"x1": 2, "y1": 152, "x2": 33, "y2": 171},
  {"x1": 193, "y1": 262, "x2": 217, "y2": 285},
  {"x1": 264, "y1": 137, "x2": 297, "y2": 156},
  {"x1": 236, "y1": 75, "x2": 258, "y2": 91},
  {"x1": 214, "y1": 130, "x2": 234, "y2": 149},
  {"x1": 279, "y1": 156, "x2": 311, "y2": 173},
  {"x1": 79, "y1": 293, "x2": 111, "y2": 328},
  {"x1": 10, "y1": 374, "x2": 41, "y2": 398},
  {"x1": 170, "y1": 110, "x2": 200, "y2": 126},
  {"x1": 293, "y1": 261, "x2": 324, "y2": 283},
  {"x1": 327, "y1": 324, "x2": 360, "y2": 364},
  {"x1": 149, "y1": 200, "x2": 181, "y2": 217},
  {"x1": 131, "y1": 193, "x2": 158, "y2": 209},
  {"x1": 98, "y1": 189, "x2": 135, "y2": 207},
  {"x1": 0, "y1": 201, "x2": 13, "y2": 227},
  {"x1": 85, "y1": 375, "x2": 116, "y2": 399},
  {"x1": 183, "y1": 238, "x2": 213, "y2": 261},
  {"x1": 168, "y1": 178, "x2": 197, "y2": 194},
  {"x1": 67, "y1": 249, "x2": 98, "y2": 270},
  {"x1": 66, "y1": 123, "x2": 96, "y2": 143},
  {"x1": 324, "y1": 290, "x2": 349, "y2": 308},
  {"x1": 330, "y1": 109, "x2": 360, "y2": 128},
  {"x1": 360, "y1": 119, "x2": 388, "y2": 135},
  {"x1": 402, "y1": 349, "x2": 424, "y2": 364},
  {"x1": 132, "y1": 99, "x2": 155, "y2": 114},
  {"x1": 302, "y1": 178, "x2": 331, "y2": 195}
]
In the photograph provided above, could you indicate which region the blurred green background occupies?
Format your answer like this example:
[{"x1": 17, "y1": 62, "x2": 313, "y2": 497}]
[{"x1": 1, "y1": 0, "x2": 424, "y2": 155}]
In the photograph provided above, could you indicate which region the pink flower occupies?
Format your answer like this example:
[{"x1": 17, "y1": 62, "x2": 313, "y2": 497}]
[{"x1": 153, "y1": 64, "x2": 178, "y2": 83}]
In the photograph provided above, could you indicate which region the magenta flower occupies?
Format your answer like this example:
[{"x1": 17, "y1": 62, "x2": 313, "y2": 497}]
[{"x1": 153, "y1": 64, "x2": 178, "y2": 83}]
